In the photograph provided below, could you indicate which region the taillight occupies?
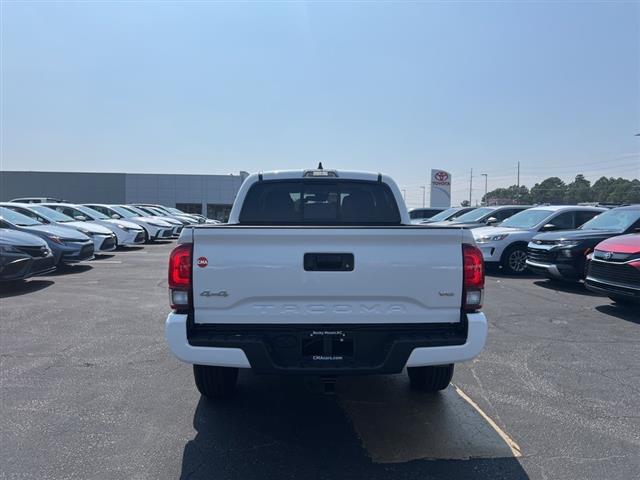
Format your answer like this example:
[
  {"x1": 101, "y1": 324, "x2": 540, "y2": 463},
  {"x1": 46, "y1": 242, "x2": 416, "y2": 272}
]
[
  {"x1": 168, "y1": 243, "x2": 192, "y2": 310},
  {"x1": 463, "y1": 243, "x2": 484, "y2": 312}
]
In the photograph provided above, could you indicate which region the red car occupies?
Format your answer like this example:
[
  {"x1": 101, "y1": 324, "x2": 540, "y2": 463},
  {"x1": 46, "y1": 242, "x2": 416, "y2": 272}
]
[{"x1": 585, "y1": 234, "x2": 640, "y2": 305}]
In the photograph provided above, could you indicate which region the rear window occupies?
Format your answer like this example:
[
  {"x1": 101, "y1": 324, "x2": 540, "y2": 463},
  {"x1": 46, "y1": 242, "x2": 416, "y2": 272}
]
[{"x1": 239, "y1": 180, "x2": 401, "y2": 225}]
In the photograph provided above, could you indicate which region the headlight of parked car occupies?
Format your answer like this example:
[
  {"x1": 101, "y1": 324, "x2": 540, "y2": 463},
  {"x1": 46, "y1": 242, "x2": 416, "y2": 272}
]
[
  {"x1": 0, "y1": 244, "x2": 20, "y2": 253},
  {"x1": 476, "y1": 234, "x2": 509, "y2": 243},
  {"x1": 77, "y1": 228, "x2": 94, "y2": 236},
  {"x1": 47, "y1": 234, "x2": 64, "y2": 244},
  {"x1": 555, "y1": 240, "x2": 581, "y2": 248}
]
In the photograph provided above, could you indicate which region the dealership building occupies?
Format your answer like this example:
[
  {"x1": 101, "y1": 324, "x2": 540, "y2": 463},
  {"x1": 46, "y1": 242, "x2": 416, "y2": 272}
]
[{"x1": 0, "y1": 170, "x2": 249, "y2": 221}]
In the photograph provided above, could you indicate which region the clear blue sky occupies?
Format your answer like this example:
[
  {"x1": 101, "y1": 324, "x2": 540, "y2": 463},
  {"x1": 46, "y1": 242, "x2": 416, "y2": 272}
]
[{"x1": 1, "y1": 1, "x2": 638, "y2": 206}]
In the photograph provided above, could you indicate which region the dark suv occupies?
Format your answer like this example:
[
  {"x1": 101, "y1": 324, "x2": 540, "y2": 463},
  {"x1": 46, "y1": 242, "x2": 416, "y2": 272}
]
[{"x1": 526, "y1": 206, "x2": 640, "y2": 281}]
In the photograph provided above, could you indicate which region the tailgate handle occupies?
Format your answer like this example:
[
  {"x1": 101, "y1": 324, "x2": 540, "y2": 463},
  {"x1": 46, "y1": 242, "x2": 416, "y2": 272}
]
[{"x1": 304, "y1": 253, "x2": 354, "y2": 272}]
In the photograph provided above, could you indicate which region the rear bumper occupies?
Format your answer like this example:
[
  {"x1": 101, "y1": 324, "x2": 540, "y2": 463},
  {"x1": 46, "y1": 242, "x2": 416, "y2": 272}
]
[{"x1": 165, "y1": 312, "x2": 487, "y2": 373}]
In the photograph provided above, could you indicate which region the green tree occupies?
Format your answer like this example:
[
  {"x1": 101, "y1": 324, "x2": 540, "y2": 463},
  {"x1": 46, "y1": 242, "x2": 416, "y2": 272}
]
[
  {"x1": 605, "y1": 178, "x2": 637, "y2": 203},
  {"x1": 483, "y1": 185, "x2": 530, "y2": 205},
  {"x1": 591, "y1": 177, "x2": 611, "y2": 203},
  {"x1": 564, "y1": 174, "x2": 592, "y2": 204},
  {"x1": 530, "y1": 177, "x2": 566, "y2": 204},
  {"x1": 625, "y1": 180, "x2": 640, "y2": 203}
]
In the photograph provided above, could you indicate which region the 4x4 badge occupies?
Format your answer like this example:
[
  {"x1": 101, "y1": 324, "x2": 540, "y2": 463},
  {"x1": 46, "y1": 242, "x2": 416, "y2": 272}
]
[{"x1": 200, "y1": 290, "x2": 229, "y2": 298}]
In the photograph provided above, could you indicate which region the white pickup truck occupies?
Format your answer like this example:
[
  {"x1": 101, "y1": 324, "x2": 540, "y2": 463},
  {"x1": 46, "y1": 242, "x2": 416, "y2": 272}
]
[{"x1": 165, "y1": 167, "x2": 487, "y2": 398}]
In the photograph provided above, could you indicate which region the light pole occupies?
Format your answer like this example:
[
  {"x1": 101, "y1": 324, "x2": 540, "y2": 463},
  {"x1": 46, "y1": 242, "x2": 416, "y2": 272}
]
[
  {"x1": 420, "y1": 186, "x2": 426, "y2": 207},
  {"x1": 481, "y1": 173, "x2": 488, "y2": 205}
]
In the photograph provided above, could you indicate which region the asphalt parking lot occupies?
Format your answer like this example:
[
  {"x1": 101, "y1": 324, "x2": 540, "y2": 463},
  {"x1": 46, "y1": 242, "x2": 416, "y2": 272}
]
[{"x1": 1, "y1": 241, "x2": 639, "y2": 480}]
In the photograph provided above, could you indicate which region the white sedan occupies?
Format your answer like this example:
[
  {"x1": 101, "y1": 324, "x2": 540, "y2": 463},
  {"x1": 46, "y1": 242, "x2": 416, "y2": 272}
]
[
  {"x1": 42, "y1": 203, "x2": 146, "y2": 247},
  {"x1": 84, "y1": 204, "x2": 175, "y2": 242},
  {"x1": 1, "y1": 202, "x2": 117, "y2": 253}
]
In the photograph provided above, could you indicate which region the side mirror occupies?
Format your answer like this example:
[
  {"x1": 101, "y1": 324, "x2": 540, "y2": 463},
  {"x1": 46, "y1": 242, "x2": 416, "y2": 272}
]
[
  {"x1": 74, "y1": 215, "x2": 87, "y2": 221},
  {"x1": 541, "y1": 223, "x2": 557, "y2": 231},
  {"x1": 486, "y1": 217, "x2": 498, "y2": 225},
  {"x1": 111, "y1": 214, "x2": 121, "y2": 219}
]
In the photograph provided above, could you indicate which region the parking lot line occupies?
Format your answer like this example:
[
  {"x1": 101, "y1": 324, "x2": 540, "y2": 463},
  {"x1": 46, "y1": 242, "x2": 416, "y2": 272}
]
[
  {"x1": 454, "y1": 385, "x2": 522, "y2": 458},
  {"x1": 337, "y1": 374, "x2": 521, "y2": 463}
]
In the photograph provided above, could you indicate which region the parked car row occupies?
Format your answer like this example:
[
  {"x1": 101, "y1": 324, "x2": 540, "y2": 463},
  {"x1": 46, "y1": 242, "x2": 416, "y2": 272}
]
[
  {"x1": 412, "y1": 203, "x2": 640, "y2": 303},
  {"x1": 0, "y1": 201, "x2": 217, "y2": 282}
]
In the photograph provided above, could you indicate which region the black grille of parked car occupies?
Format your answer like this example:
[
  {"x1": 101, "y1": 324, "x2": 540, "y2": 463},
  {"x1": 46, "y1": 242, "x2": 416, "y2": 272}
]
[
  {"x1": 80, "y1": 244, "x2": 94, "y2": 259},
  {"x1": 16, "y1": 245, "x2": 49, "y2": 258},
  {"x1": 527, "y1": 248, "x2": 554, "y2": 264},
  {"x1": 2, "y1": 259, "x2": 30, "y2": 276},
  {"x1": 134, "y1": 231, "x2": 145, "y2": 242},
  {"x1": 588, "y1": 261, "x2": 640, "y2": 286},
  {"x1": 161, "y1": 230, "x2": 172, "y2": 238},
  {"x1": 100, "y1": 237, "x2": 116, "y2": 251}
]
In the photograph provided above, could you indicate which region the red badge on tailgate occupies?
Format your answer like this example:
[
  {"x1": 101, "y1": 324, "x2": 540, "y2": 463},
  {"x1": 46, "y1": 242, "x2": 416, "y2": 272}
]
[{"x1": 197, "y1": 257, "x2": 208, "y2": 268}]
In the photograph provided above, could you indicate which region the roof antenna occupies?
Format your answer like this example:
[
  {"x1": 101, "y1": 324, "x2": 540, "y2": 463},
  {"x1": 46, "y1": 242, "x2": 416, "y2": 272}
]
[{"x1": 317, "y1": 162, "x2": 323, "y2": 170}]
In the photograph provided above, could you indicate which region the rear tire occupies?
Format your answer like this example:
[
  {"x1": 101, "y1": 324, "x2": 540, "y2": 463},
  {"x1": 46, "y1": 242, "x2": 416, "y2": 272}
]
[
  {"x1": 193, "y1": 365, "x2": 239, "y2": 398},
  {"x1": 501, "y1": 245, "x2": 528, "y2": 275},
  {"x1": 407, "y1": 364, "x2": 454, "y2": 392}
]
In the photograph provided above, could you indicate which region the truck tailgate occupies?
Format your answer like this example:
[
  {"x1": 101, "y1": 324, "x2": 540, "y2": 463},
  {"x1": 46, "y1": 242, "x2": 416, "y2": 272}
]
[{"x1": 191, "y1": 227, "x2": 464, "y2": 325}]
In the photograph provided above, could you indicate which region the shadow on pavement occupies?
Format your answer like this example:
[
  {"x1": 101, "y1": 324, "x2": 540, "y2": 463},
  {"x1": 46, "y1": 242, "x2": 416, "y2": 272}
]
[
  {"x1": 116, "y1": 246, "x2": 144, "y2": 252},
  {"x1": 533, "y1": 279, "x2": 601, "y2": 297},
  {"x1": 93, "y1": 254, "x2": 115, "y2": 260},
  {"x1": 0, "y1": 279, "x2": 54, "y2": 298},
  {"x1": 47, "y1": 264, "x2": 93, "y2": 276},
  {"x1": 486, "y1": 269, "x2": 541, "y2": 280},
  {"x1": 180, "y1": 373, "x2": 529, "y2": 480},
  {"x1": 595, "y1": 303, "x2": 640, "y2": 325}
]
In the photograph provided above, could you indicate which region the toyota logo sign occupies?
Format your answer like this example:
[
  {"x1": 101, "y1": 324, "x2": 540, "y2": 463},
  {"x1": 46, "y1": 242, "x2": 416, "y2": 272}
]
[{"x1": 435, "y1": 171, "x2": 449, "y2": 182}]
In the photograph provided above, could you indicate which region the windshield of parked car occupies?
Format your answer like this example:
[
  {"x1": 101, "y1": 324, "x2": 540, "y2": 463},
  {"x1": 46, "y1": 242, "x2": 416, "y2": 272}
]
[
  {"x1": 167, "y1": 207, "x2": 185, "y2": 214},
  {"x1": 30, "y1": 205, "x2": 75, "y2": 223},
  {"x1": 0, "y1": 207, "x2": 42, "y2": 226},
  {"x1": 500, "y1": 209, "x2": 553, "y2": 229},
  {"x1": 452, "y1": 207, "x2": 495, "y2": 223},
  {"x1": 109, "y1": 206, "x2": 137, "y2": 219},
  {"x1": 579, "y1": 208, "x2": 640, "y2": 231},
  {"x1": 240, "y1": 180, "x2": 401, "y2": 225},
  {"x1": 139, "y1": 207, "x2": 166, "y2": 217},
  {"x1": 122, "y1": 205, "x2": 151, "y2": 217},
  {"x1": 427, "y1": 208, "x2": 464, "y2": 222},
  {"x1": 148, "y1": 207, "x2": 169, "y2": 216},
  {"x1": 409, "y1": 209, "x2": 442, "y2": 220},
  {"x1": 71, "y1": 205, "x2": 109, "y2": 220}
]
